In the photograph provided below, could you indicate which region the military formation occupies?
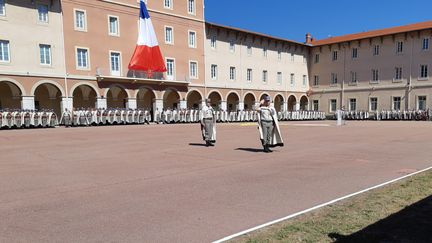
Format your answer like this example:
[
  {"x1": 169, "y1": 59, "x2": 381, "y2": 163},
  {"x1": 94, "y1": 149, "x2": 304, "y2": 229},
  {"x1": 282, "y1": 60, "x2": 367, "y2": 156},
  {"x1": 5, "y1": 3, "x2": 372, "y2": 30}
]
[
  {"x1": 0, "y1": 109, "x2": 58, "y2": 129},
  {"x1": 59, "y1": 108, "x2": 152, "y2": 127},
  {"x1": 335, "y1": 110, "x2": 432, "y2": 121}
]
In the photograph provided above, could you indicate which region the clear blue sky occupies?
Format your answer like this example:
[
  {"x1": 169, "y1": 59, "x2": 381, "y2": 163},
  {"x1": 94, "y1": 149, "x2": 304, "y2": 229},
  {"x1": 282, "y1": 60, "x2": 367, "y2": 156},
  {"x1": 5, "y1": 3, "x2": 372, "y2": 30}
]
[{"x1": 205, "y1": 0, "x2": 432, "y2": 42}]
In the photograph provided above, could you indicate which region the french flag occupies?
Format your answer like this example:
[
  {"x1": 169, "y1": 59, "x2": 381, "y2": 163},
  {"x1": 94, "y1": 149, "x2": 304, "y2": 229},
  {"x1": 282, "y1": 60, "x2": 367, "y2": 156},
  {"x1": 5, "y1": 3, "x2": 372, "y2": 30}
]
[{"x1": 128, "y1": 0, "x2": 167, "y2": 72}]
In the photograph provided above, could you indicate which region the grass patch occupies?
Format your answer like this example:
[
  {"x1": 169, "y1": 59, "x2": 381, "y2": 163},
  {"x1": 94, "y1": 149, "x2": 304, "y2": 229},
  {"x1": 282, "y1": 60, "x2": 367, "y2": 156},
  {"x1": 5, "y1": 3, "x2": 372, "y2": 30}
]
[{"x1": 231, "y1": 169, "x2": 432, "y2": 243}]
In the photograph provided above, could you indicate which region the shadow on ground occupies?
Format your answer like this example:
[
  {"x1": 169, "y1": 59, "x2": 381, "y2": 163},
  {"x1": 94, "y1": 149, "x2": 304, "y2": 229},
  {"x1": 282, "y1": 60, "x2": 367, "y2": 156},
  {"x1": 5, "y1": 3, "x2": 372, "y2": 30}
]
[
  {"x1": 188, "y1": 143, "x2": 208, "y2": 147},
  {"x1": 235, "y1": 148, "x2": 263, "y2": 153},
  {"x1": 329, "y1": 195, "x2": 432, "y2": 243}
]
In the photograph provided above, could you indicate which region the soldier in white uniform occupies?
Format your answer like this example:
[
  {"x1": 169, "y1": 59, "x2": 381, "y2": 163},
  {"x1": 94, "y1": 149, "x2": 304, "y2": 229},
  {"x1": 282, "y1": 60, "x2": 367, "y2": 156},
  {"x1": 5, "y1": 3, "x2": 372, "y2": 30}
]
[
  {"x1": 200, "y1": 99, "x2": 216, "y2": 147},
  {"x1": 257, "y1": 96, "x2": 284, "y2": 153},
  {"x1": 60, "y1": 108, "x2": 72, "y2": 127}
]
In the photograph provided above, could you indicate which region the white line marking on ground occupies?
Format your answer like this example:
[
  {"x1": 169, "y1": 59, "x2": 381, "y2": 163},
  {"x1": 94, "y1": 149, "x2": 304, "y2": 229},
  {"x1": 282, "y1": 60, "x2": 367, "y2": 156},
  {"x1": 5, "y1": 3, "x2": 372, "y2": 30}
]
[{"x1": 212, "y1": 165, "x2": 432, "y2": 243}]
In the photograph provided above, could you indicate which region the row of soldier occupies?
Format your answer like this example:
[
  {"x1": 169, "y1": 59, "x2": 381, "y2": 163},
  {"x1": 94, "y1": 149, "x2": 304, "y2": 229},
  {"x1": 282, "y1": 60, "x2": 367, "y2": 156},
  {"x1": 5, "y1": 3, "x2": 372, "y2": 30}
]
[
  {"x1": 335, "y1": 110, "x2": 432, "y2": 121},
  {"x1": 155, "y1": 109, "x2": 327, "y2": 124},
  {"x1": 376, "y1": 110, "x2": 432, "y2": 121},
  {"x1": 0, "y1": 109, "x2": 58, "y2": 129}
]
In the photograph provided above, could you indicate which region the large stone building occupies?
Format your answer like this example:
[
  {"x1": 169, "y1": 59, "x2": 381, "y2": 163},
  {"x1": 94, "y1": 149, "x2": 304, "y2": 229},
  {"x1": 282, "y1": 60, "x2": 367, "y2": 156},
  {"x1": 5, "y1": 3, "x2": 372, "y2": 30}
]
[{"x1": 0, "y1": 0, "x2": 431, "y2": 117}]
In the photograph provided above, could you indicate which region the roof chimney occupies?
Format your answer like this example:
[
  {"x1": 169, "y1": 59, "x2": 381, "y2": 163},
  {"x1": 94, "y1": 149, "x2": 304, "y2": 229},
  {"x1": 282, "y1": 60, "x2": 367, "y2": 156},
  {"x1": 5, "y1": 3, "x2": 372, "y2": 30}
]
[{"x1": 305, "y1": 33, "x2": 312, "y2": 44}]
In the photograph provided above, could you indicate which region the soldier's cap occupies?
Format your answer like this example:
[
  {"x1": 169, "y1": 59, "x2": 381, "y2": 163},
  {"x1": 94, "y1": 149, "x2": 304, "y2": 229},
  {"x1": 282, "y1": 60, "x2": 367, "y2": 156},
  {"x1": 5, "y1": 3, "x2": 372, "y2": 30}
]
[{"x1": 264, "y1": 96, "x2": 271, "y2": 101}]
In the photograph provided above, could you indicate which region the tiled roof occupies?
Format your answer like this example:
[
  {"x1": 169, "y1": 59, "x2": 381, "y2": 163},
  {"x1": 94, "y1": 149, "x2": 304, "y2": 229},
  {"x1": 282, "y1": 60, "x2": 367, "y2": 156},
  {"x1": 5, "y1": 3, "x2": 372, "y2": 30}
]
[
  {"x1": 312, "y1": 20, "x2": 432, "y2": 46},
  {"x1": 205, "y1": 22, "x2": 307, "y2": 46}
]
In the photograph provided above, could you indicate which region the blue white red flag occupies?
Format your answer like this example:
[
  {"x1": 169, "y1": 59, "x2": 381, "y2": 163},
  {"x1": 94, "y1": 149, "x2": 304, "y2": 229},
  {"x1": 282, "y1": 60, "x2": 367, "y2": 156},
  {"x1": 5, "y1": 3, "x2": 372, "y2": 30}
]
[{"x1": 128, "y1": 0, "x2": 167, "y2": 72}]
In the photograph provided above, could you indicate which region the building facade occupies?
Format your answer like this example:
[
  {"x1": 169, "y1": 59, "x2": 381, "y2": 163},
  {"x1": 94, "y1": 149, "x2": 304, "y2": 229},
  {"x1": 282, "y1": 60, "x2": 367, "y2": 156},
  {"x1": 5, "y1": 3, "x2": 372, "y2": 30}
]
[
  {"x1": 0, "y1": 0, "x2": 431, "y2": 117},
  {"x1": 309, "y1": 22, "x2": 432, "y2": 114}
]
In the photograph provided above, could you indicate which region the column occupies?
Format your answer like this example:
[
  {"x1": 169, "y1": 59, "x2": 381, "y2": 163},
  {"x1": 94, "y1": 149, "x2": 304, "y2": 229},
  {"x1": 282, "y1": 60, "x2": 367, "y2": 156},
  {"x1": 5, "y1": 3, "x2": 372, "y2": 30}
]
[
  {"x1": 61, "y1": 97, "x2": 73, "y2": 112},
  {"x1": 126, "y1": 98, "x2": 137, "y2": 110},
  {"x1": 96, "y1": 97, "x2": 107, "y2": 109},
  {"x1": 254, "y1": 102, "x2": 261, "y2": 109},
  {"x1": 179, "y1": 100, "x2": 187, "y2": 109},
  {"x1": 21, "y1": 96, "x2": 35, "y2": 110},
  {"x1": 295, "y1": 102, "x2": 301, "y2": 111},
  {"x1": 220, "y1": 101, "x2": 227, "y2": 111},
  {"x1": 283, "y1": 101, "x2": 288, "y2": 112},
  {"x1": 153, "y1": 98, "x2": 163, "y2": 117},
  {"x1": 238, "y1": 102, "x2": 245, "y2": 111}
]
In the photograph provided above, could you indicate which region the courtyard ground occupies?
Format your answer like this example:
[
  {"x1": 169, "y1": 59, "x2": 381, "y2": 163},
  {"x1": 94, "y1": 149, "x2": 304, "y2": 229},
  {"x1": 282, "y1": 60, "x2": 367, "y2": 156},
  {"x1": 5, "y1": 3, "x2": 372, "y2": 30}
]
[{"x1": 1, "y1": 121, "x2": 431, "y2": 242}]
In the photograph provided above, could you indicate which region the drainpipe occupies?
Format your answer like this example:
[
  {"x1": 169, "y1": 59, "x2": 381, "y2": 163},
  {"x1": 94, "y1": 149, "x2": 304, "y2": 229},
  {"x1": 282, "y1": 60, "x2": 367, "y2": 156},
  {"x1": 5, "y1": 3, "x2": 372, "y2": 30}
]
[
  {"x1": 407, "y1": 33, "x2": 414, "y2": 110},
  {"x1": 60, "y1": 0, "x2": 69, "y2": 111},
  {"x1": 342, "y1": 44, "x2": 346, "y2": 110},
  {"x1": 202, "y1": 0, "x2": 207, "y2": 101}
]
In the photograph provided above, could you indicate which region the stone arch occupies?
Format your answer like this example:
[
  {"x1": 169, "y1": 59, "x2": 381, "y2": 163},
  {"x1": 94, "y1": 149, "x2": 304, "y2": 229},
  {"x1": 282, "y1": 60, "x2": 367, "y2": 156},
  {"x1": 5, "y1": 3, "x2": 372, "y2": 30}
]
[
  {"x1": 34, "y1": 83, "x2": 62, "y2": 115},
  {"x1": 186, "y1": 89, "x2": 203, "y2": 109},
  {"x1": 106, "y1": 85, "x2": 128, "y2": 109},
  {"x1": 243, "y1": 93, "x2": 256, "y2": 110},
  {"x1": 136, "y1": 87, "x2": 156, "y2": 110},
  {"x1": 300, "y1": 95, "x2": 309, "y2": 111},
  {"x1": 31, "y1": 80, "x2": 65, "y2": 97},
  {"x1": 163, "y1": 88, "x2": 181, "y2": 110},
  {"x1": 259, "y1": 92, "x2": 270, "y2": 101},
  {"x1": 0, "y1": 80, "x2": 24, "y2": 110},
  {"x1": 134, "y1": 86, "x2": 158, "y2": 100},
  {"x1": 72, "y1": 84, "x2": 98, "y2": 109},
  {"x1": 274, "y1": 94, "x2": 285, "y2": 112},
  {"x1": 226, "y1": 92, "x2": 240, "y2": 112},
  {"x1": 207, "y1": 91, "x2": 222, "y2": 109},
  {"x1": 0, "y1": 78, "x2": 27, "y2": 96},
  {"x1": 69, "y1": 82, "x2": 100, "y2": 98},
  {"x1": 288, "y1": 95, "x2": 297, "y2": 111},
  {"x1": 103, "y1": 84, "x2": 130, "y2": 99}
]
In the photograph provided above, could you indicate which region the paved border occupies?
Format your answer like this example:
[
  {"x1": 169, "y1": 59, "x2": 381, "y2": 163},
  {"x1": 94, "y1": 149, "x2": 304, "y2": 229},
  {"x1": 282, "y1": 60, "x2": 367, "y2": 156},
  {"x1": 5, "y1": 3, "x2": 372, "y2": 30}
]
[{"x1": 213, "y1": 165, "x2": 432, "y2": 243}]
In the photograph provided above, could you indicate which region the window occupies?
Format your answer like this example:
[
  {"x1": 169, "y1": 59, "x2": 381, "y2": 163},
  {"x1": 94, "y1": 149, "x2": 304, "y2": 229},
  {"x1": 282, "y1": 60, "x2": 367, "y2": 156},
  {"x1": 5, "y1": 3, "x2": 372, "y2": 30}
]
[
  {"x1": 352, "y1": 48, "x2": 358, "y2": 59},
  {"x1": 76, "y1": 48, "x2": 89, "y2": 69},
  {"x1": 211, "y1": 64, "x2": 217, "y2": 80},
  {"x1": 229, "y1": 67, "x2": 236, "y2": 80},
  {"x1": 39, "y1": 44, "x2": 51, "y2": 65},
  {"x1": 38, "y1": 4, "x2": 49, "y2": 23},
  {"x1": 0, "y1": 0, "x2": 5, "y2": 16},
  {"x1": 370, "y1": 98, "x2": 378, "y2": 111},
  {"x1": 290, "y1": 53, "x2": 294, "y2": 62},
  {"x1": 277, "y1": 51, "x2": 282, "y2": 60},
  {"x1": 75, "y1": 10, "x2": 86, "y2": 30},
  {"x1": 332, "y1": 51, "x2": 338, "y2": 61},
  {"x1": 372, "y1": 69, "x2": 379, "y2": 82},
  {"x1": 108, "y1": 16, "x2": 119, "y2": 36},
  {"x1": 313, "y1": 100, "x2": 319, "y2": 111},
  {"x1": 420, "y1": 65, "x2": 428, "y2": 79},
  {"x1": 290, "y1": 73, "x2": 295, "y2": 87},
  {"x1": 263, "y1": 47, "x2": 267, "y2": 57},
  {"x1": 350, "y1": 71, "x2": 357, "y2": 84},
  {"x1": 314, "y1": 53, "x2": 320, "y2": 63},
  {"x1": 331, "y1": 73, "x2": 338, "y2": 85},
  {"x1": 247, "y1": 45, "x2": 252, "y2": 55},
  {"x1": 164, "y1": 0, "x2": 172, "y2": 9},
  {"x1": 262, "y1": 70, "x2": 268, "y2": 83},
  {"x1": 302, "y1": 75, "x2": 307, "y2": 87},
  {"x1": 229, "y1": 41, "x2": 235, "y2": 52},
  {"x1": 277, "y1": 72, "x2": 282, "y2": 84},
  {"x1": 373, "y1": 45, "x2": 380, "y2": 56},
  {"x1": 166, "y1": 59, "x2": 175, "y2": 80},
  {"x1": 247, "y1": 69, "x2": 252, "y2": 82},
  {"x1": 188, "y1": 31, "x2": 196, "y2": 48},
  {"x1": 395, "y1": 67, "x2": 403, "y2": 80},
  {"x1": 187, "y1": 0, "x2": 195, "y2": 14},
  {"x1": 393, "y1": 97, "x2": 401, "y2": 111},
  {"x1": 110, "y1": 52, "x2": 121, "y2": 76},
  {"x1": 349, "y1": 98, "x2": 357, "y2": 111},
  {"x1": 0, "y1": 40, "x2": 10, "y2": 62},
  {"x1": 330, "y1": 99, "x2": 337, "y2": 112},
  {"x1": 210, "y1": 36, "x2": 216, "y2": 49},
  {"x1": 165, "y1": 27, "x2": 173, "y2": 44},
  {"x1": 418, "y1": 96, "x2": 427, "y2": 111},
  {"x1": 396, "y1": 41, "x2": 404, "y2": 53},
  {"x1": 313, "y1": 75, "x2": 319, "y2": 86},
  {"x1": 422, "y1": 38, "x2": 430, "y2": 50},
  {"x1": 189, "y1": 61, "x2": 198, "y2": 79}
]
